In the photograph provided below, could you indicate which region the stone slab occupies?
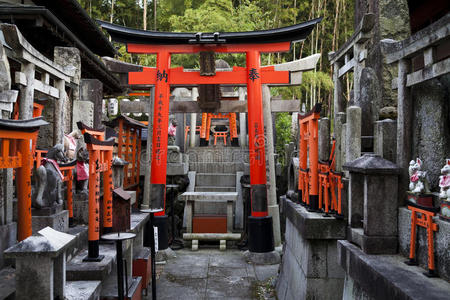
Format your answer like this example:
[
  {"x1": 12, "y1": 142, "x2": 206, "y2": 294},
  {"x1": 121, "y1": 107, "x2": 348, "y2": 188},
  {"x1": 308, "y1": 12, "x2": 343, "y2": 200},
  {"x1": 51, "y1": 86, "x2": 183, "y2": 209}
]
[
  {"x1": 66, "y1": 244, "x2": 115, "y2": 281},
  {"x1": 32, "y1": 209, "x2": 69, "y2": 233},
  {"x1": 0, "y1": 222, "x2": 16, "y2": 268},
  {"x1": 66, "y1": 225, "x2": 88, "y2": 261},
  {"x1": 337, "y1": 240, "x2": 450, "y2": 300},
  {"x1": 73, "y1": 192, "x2": 89, "y2": 224},
  {"x1": 0, "y1": 266, "x2": 15, "y2": 300},
  {"x1": 398, "y1": 207, "x2": 450, "y2": 281},
  {"x1": 101, "y1": 275, "x2": 142, "y2": 299},
  {"x1": 180, "y1": 192, "x2": 238, "y2": 202},
  {"x1": 65, "y1": 280, "x2": 101, "y2": 300},
  {"x1": 285, "y1": 198, "x2": 346, "y2": 240},
  {"x1": 167, "y1": 162, "x2": 189, "y2": 175}
]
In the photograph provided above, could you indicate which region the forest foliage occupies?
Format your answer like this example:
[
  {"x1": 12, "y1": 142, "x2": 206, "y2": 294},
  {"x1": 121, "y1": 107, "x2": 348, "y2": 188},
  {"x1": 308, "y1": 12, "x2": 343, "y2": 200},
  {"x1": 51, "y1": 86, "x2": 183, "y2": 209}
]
[{"x1": 79, "y1": 0, "x2": 355, "y2": 163}]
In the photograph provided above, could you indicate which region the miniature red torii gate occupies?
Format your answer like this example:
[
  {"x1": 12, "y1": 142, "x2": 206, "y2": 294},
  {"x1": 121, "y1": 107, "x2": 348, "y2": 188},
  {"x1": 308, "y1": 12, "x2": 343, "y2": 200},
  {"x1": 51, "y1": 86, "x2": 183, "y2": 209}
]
[
  {"x1": 0, "y1": 117, "x2": 48, "y2": 241},
  {"x1": 100, "y1": 18, "x2": 321, "y2": 253},
  {"x1": 199, "y1": 112, "x2": 238, "y2": 146},
  {"x1": 77, "y1": 122, "x2": 114, "y2": 261}
]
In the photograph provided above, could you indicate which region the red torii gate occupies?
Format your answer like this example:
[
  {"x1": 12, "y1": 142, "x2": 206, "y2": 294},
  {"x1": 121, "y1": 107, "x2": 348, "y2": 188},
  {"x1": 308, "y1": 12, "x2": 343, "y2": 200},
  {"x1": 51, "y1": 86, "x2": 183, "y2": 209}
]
[{"x1": 100, "y1": 19, "x2": 321, "y2": 253}]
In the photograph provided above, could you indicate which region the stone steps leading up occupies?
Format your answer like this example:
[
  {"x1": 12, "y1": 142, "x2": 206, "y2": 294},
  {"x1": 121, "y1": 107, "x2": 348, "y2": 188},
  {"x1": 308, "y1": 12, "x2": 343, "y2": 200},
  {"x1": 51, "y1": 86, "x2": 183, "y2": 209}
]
[
  {"x1": 195, "y1": 186, "x2": 236, "y2": 192},
  {"x1": 196, "y1": 173, "x2": 236, "y2": 187},
  {"x1": 189, "y1": 162, "x2": 243, "y2": 173}
]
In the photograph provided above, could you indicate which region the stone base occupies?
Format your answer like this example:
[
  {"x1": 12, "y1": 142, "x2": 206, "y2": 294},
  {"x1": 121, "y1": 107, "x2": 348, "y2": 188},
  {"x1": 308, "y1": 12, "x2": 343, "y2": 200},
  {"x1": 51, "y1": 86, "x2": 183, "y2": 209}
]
[
  {"x1": 276, "y1": 199, "x2": 345, "y2": 300},
  {"x1": 73, "y1": 192, "x2": 89, "y2": 224},
  {"x1": 167, "y1": 162, "x2": 189, "y2": 175},
  {"x1": 31, "y1": 203, "x2": 63, "y2": 216},
  {"x1": 156, "y1": 247, "x2": 177, "y2": 262},
  {"x1": 101, "y1": 276, "x2": 142, "y2": 300},
  {"x1": 65, "y1": 280, "x2": 101, "y2": 300},
  {"x1": 0, "y1": 222, "x2": 16, "y2": 268},
  {"x1": 32, "y1": 210, "x2": 69, "y2": 233},
  {"x1": 338, "y1": 240, "x2": 450, "y2": 300},
  {"x1": 347, "y1": 227, "x2": 397, "y2": 254},
  {"x1": 243, "y1": 250, "x2": 280, "y2": 265}
]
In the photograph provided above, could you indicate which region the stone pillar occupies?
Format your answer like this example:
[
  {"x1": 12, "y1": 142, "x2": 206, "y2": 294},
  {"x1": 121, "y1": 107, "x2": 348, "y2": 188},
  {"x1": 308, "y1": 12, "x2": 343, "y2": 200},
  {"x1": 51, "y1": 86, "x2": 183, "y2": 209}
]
[
  {"x1": 334, "y1": 112, "x2": 346, "y2": 172},
  {"x1": 374, "y1": 119, "x2": 397, "y2": 163},
  {"x1": 54, "y1": 79, "x2": 66, "y2": 145},
  {"x1": 19, "y1": 63, "x2": 35, "y2": 120},
  {"x1": 318, "y1": 117, "x2": 330, "y2": 162},
  {"x1": 189, "y1": 88, "x2": 198, "y2": 147},
  {"x1": 238, "y1": 87, "x2": 247, "y2": 147},
  {"x1": 142, "y1": 87, "x2": 154, "y2": 209},
  {"x1": 340, "y1": 122, "x2": 347, "y2": 172},
  {"x1": 54, "y1": 47, "x2": 81, "y2": 132},
  {"x1": 396, "y1": 59, "x2": 412, "y2": 199},
  {"x1": 344, "y1": 154, "x2": 399, "y2": 254},
  {"x1": 175, "y1": 113, "x2": 184, "y2": 151},
  {"x1": 345, "y1": 106, "x2": 361, "y2": 163},
  {"x1": 276, "y1": 199, "x2": 346, "y2": 300},
  {"x1": 333, "y1": 62, "x2": 344, "y2": 129},
  {"x1": 80, "y1": 79, "x2": 103, "y2": 129},
  {"x1": 262, "y1": 85, "x2": 281, "y2": 248}
]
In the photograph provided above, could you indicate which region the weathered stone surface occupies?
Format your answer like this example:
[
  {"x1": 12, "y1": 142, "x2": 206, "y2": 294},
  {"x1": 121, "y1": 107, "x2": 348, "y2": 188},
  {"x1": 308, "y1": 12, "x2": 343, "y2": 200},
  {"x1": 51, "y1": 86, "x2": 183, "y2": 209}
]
[
  {"x1": 65, "y1": 280, "x2": 101, "y2": 300},
  {"x1": 398, "y1": 207, "x2": 450, "y2": 281},
  {"x1": 374, "y1": 119, "x2": 397, "y2": 163},
  {"x1": 285, "y1": 199, "x2": 346, "y2": 240},
  {"x1": 318, "y1": 117, "x2": 330, "y2": 162},
  {"x1": 276, "y1": 216, "x2": 345, "y2": 300},
  {"x1": 343, "y1": 153, "x2": 399, "y2": 175},
  {"x1": 379, "y1": 106, "x2": 397, "y2": 119},
  {"x1": 358, "y1": 67, "x2": 381, "y2": 136},
  {"x1": 32, "y1": 209, "x2": 69, "y2": 233},
  {"x1": 73, "y1": 192, "x2": 89, "y2": 224},
  {"x1": 0, "y1": 222, "x2": 16, "y2": 268},
  {"x1": 72, "y1": 100, "x2": 94, "y2": 130},
  {"x1": 334, "y1": 112, "x2": 346, "y2": 172},
  {"x1": 80, "y1": 79, "x2": 103, "y2": 128},
  {"x1": 412, "y1": 77, "x2": 450, "y2": 190},
  {"x1": 345, "y1": 106, "x2": 361, "y2": 164},
  {"x1": 337, "y1": 240, "x2": 450, "y2": 300}
]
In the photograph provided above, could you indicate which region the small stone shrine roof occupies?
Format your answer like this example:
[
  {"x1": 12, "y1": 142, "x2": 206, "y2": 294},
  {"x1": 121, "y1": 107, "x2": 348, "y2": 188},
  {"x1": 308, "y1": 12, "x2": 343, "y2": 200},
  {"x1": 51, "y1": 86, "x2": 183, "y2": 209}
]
[{"x1": 343, "y1": 154, "x2": 400, "y2": 175}]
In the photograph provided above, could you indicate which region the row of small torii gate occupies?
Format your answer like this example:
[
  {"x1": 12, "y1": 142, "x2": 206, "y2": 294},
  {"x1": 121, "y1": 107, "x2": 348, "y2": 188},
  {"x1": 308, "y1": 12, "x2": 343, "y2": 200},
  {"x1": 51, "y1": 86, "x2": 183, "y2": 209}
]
[{"x1": 1, "y1": 17, "x2": 344, "y2": 257}]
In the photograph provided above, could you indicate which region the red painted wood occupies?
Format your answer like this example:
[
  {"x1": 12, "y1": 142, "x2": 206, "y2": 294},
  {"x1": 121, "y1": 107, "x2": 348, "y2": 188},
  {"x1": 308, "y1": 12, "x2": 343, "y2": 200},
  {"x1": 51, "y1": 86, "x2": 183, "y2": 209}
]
[{"x1": 193, "y1": 215, "x2": 227, "y2": 233}]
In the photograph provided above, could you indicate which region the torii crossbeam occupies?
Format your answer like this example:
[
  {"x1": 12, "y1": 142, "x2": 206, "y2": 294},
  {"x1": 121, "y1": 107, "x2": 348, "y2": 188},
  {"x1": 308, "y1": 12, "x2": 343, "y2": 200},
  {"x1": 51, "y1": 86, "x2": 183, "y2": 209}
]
[{"x1": 100, "y1": 19, "x2": 321, "y2": 253}]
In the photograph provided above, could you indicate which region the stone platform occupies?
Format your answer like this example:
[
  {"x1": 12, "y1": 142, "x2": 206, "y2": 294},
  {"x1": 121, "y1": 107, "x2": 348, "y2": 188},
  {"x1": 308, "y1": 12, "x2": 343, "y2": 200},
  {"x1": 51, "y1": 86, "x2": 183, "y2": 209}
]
[
  {"x1": 338, "y1": 240, "x2": 450, "y2": 300},
  {"x1": 276, "y1": 198, "x2": 346, "y2": 300}
]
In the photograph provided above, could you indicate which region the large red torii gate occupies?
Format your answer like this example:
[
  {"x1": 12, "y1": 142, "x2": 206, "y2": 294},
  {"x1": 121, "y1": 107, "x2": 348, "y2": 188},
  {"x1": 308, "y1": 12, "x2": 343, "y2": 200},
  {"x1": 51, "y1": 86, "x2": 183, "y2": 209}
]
[{"x1": 100, "y1": 19, "x2": 321, "y2": 253}]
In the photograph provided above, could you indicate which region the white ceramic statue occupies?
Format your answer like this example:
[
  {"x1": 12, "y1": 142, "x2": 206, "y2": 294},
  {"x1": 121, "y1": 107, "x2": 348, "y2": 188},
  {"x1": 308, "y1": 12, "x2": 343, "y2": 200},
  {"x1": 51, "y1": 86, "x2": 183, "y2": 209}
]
[
  {"x1": 439, "y1": 159, "x2": 450, "y2": 201},
  {"x1": 408, "y1": 158, "x2": 429, "y2": 194}
]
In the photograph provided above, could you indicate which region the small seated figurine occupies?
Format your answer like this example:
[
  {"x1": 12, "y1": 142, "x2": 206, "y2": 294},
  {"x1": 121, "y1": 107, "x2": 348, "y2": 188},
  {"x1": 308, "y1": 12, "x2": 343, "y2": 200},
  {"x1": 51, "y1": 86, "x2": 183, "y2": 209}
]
[
  {"x1": 408, "y1": 158, "x2": 429, "y2": 194},
  {"x1": 439, "y1": 159, "x2": 450, "y2": 201}
]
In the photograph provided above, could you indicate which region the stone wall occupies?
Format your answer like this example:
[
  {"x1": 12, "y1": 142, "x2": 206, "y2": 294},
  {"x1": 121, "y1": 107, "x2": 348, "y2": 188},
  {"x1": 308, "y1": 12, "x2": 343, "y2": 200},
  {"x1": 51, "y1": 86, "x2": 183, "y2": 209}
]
[
  {"x1": 411, "y1": 76, "x2": 450, "y2": 189},
  {"x1": 276, "y1": 198, "x2": 346, "y2": 300},
  {"x1": 398, "y1": 207, "x2": 450, "y2": 281}
]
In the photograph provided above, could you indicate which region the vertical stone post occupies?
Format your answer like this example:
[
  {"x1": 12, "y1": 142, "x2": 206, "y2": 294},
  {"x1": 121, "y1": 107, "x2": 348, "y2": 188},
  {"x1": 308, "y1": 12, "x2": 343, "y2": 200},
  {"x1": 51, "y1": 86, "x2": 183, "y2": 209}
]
[
  {"x1": 54, "y1": 79, "x2": 66, "y2": 145},
  {"x1": 334, "y1": 112, "x2": 346, "y2": 171},
  {"x1": 396, "y1": 59, "x2": 412, "y2": 198},
  {"x1": 19, "y1": 63, "x2": 35, "y2": 120},
  {"x1": 142, "y1": 87, "x2": 154, "y2": 209},
  {"x1": 345, "y1": 106, "x2": 361, "y2": 163},
  {"x1": 318, "y1": 117, "x2": 330, "y2": 162},
  {"x1": 262, "y1": 85, "x2": 281, "y2": 248},
  {"x1": 332, "y1": 62, "x2": 343, "y2": 129},
  {"x1": 374, "y1": 119, "x2": 397, "y2": 163},
  {"x1": 238, "y1": 87, "x2": 247, "y2": 147},
  {"x1": 80, "y1": 79, "x2": 103, "y2": 129},
  {"x1": 189, "y1": 88, "x2": 198, "y2": 147}
]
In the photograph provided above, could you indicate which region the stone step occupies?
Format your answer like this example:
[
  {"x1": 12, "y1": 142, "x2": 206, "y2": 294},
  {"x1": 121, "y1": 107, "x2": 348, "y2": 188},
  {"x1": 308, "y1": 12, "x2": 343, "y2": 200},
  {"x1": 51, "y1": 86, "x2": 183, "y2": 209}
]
[
  {"x1": 0, "y1": 266, "x2": 15, "y2": 300},
  {"x1": 195, "y1": 173, "x2": 236, "y2": 187},
  {"x1": 195, "y1": 186, "x2": 236, "y2": 192},
  {"x1": 189, "y1": 162, "x2": 243, "y2": 173},
  {"x1": 101, "y1": 276, "x2": 142, "y2": 299},
  {"x1": 65, "y1": 280, "x2": 101, "y2": 300},
  {"x1": 66, "y1": 243, "x2": 116, "y2": 281}
]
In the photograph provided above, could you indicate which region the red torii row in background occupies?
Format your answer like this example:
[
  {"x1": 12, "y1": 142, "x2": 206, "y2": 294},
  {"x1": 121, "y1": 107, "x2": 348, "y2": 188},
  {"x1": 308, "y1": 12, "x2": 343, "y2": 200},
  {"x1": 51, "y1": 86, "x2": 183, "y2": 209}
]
[{"x1": 100, "y1": 18, "x2": 321, "y2": 253}]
